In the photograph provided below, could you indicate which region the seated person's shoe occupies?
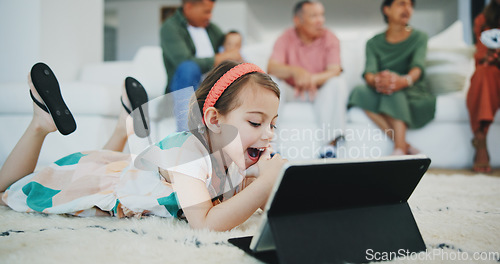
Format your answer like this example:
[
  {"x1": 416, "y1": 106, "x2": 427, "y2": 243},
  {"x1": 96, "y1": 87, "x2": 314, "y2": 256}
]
[
  {"x1": 319, "y1": 145, "x2": 336, "y2": 158},
  {"x1": 319, "y1": 135, "x2": 345, "y2": 159},
  {"x1": 391, "y1": 148, "x2": 406, "y2": 156},
  {"x1": 407, "y1": 144, "x2": 420, "y2": 155}
]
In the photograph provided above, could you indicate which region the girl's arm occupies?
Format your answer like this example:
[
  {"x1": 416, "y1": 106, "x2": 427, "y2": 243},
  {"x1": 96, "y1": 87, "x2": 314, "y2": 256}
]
[{"x1": 172, "y1": 154, "x2": 286, "y2": 231}]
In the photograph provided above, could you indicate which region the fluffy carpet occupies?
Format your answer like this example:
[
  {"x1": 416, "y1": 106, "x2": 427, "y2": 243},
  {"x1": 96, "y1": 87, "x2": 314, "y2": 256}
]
[{"x1": 1, "y1": 173, "x2": 499, "y2": 264}]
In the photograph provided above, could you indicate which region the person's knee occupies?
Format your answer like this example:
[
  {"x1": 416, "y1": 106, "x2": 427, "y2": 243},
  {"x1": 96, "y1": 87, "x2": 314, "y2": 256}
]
[
  {"x1": 172, "y1": 61, "x2": 202, "y2": 91},
  {"x1": 324, "y1": 75, "x2": 348, "y2": 89},
  {"x1": 320, "y1": 76, "x2": 349, "y2": 98},
  {"x1": 176, "y1": 61, "x2": 201, "y2": 76}
]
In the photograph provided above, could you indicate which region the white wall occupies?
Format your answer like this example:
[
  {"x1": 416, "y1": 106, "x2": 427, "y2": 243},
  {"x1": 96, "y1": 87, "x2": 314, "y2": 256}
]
[
  {"x1": 0, "y1": 0, "x2": 41, "y2": 83},
  {"x1": 106, "y1": 0, "x2": 175, "y2": 61},
  {"x1": 0, "y1": 0, "x2": 103, "y2": 83},
  {"x1": 40, "y1": 0, "x2": 104, "y2": 82},
  {"x1": 458, "y1": 0, "x2": 473, "y2": 45}
]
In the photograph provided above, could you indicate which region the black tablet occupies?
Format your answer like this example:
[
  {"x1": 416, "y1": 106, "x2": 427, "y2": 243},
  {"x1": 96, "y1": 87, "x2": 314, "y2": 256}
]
[{"x1": 229, "y1": 155, "x2": 431, "y2": 264}]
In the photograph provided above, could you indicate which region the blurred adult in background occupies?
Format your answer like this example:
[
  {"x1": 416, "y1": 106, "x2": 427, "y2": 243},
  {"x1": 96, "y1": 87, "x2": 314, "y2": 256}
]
[
  {"x1": 466, "y1": 0, "x2": 500, "y2": 173},
  {"x1": 268, "y1": 0, "x2": 347, "y2": 158},
  {"x1": 160, "y1": 0, "x2": 242, "y2": 131},
  {"x1": 348, "y1": 0, "x2": 435, "y2": 156}
]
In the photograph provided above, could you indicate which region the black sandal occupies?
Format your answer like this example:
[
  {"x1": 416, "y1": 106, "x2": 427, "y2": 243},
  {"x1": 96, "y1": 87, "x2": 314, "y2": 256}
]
[
  {"x1": 122, "y1": 77, "x2": 150, "y2": 138},
  {"x1": 30, "y1": 62, "x2": 76, "y2": 135}
]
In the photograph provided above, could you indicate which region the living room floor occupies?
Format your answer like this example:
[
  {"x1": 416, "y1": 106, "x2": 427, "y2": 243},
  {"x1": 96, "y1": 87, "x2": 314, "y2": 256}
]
[{"x1": 428, "y1": 168, "x2": 500, "y2": 177}]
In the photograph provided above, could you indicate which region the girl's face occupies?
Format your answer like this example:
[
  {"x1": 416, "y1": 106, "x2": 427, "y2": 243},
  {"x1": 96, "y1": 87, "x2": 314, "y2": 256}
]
[
  {"x1": 217, "y1": 83, "x2": 279, "y2": 170},
  {"x1": 384, "y1": 0, "x2": 413, "y2": 25}
]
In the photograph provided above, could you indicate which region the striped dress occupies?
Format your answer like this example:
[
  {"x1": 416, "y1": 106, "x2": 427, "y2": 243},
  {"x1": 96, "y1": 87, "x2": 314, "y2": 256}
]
[{"x1": 2, "y1": 132, "x2": 246, "y2": 218}]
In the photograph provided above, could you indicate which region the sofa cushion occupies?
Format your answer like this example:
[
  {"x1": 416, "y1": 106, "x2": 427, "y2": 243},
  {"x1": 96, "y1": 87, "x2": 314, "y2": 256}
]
[
  {"x1": 242, "y1": 41, "x2": 274, "y2": 71},
  {"x1": 426, "y1": 47, "x2": 474, "y2": 95},
  {"x1": 347, "y1": 91, "x2": 468, "y2": 123},
  {"x1": 279, "y1": 102, "x2": 318, "y2": 124},
  {"x1": 348, "y1": 90, "x2": 500, "y2": 124},
  {"x1": 425, "y1": 20, "x2": 475, "y2": 95},
  {"x1": 433, "y1": 91, "x2": 470, "y2": 122},
  {"x1": 131, "y1": 46, "x2": 167, "y2": 100},
  {"x1": 0, "y1": 81, "x2": 121, "y2": 116}
]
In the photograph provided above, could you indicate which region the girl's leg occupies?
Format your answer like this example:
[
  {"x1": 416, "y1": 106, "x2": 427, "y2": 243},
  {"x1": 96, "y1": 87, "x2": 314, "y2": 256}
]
[
  {"x1": 102, "y1": 107, "x2": 130, "y2": 152},
  {"x1": 0, "y1": 77, "x2": 56, "y2": 192},
  {"x1": 102, "y1": 85, "x2": 135, "y2": 152}
]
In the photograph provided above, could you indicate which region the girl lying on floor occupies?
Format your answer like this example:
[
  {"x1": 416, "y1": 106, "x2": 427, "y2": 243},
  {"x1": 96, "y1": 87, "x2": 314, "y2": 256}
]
[{"x1": 0, "y1": 61, "x2": 286, "y2": 232}]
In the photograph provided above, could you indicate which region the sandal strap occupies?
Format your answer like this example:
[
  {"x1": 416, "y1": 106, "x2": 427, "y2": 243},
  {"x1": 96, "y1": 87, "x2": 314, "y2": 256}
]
[
  {"x1": 121, "y1": 96, "x2": 132, "y2": 114},
  {"x1": 472, "y1": 137, "x2": 487, "y2": 149},
  {"x1": 30, "y1": 90, "x2": 49, "y2": 113}
]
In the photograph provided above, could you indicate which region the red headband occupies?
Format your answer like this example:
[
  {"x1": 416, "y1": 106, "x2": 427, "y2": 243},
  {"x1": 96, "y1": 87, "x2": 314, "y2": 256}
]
[{"x1": 202, "y1": 63, "x2": 265, "y2": 116}]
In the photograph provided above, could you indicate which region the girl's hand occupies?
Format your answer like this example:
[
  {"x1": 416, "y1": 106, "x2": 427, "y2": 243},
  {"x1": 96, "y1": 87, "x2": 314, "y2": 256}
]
[
  {"x1": 245, "y1": 144, "x2": 275, "y2": 178},
  {"x1": 260, "y1": 144, "x2": 274, "y2": 160},
  {"x1": 257, "y1": 153, "x2": 287, "y2": 186}
]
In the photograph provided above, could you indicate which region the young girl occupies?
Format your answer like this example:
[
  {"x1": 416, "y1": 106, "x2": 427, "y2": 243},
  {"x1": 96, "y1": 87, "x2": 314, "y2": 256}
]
[{"x1": 0, "y1": 61, "x2": 286, "y2": 231}]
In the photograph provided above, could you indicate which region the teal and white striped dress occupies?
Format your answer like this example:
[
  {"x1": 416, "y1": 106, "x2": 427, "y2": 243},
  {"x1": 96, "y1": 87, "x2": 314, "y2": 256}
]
[{"x1": 2, "y1": 132, "x2": 246, "y2": 218}]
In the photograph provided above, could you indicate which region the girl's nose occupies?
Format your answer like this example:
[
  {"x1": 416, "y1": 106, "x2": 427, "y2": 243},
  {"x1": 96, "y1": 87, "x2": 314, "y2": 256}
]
[{"x1": 261, "y1": 126, "x2": 274, "y2": 140}]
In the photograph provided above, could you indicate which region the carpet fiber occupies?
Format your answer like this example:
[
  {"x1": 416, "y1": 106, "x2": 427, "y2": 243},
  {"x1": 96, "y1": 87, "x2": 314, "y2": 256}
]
[{"x1": 1, "y1": 173, "x2": 499, "y2": 264}]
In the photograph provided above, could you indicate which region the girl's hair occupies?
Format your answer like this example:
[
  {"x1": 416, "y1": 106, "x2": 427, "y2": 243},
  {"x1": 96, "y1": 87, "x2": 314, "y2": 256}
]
[
  {"x1": 187, "y1": 60, "x2": 279, "y2": 142},
  {"x1": 483, "y1": 0, "x2": 500, "y2": 29},
  {"x1": 381, "y1": 0, "x2": 415, "y2": 23}
]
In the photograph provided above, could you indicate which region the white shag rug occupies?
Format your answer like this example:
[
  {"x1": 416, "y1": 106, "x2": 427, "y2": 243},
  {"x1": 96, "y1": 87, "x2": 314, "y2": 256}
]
[{"x1": 1, "y1": 173, "x2": 499, "y2": 264}]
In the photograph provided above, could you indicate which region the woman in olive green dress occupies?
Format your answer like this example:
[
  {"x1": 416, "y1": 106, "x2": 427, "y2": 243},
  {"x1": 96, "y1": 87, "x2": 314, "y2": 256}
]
[{"x1": 348, "y1": 0, "x2": 436, "y2": 155}]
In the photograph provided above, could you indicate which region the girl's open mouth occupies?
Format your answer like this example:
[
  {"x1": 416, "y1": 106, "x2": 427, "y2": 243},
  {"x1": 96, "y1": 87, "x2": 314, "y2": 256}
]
[{"x1": 247, "y1": 147, "x2": 266, "y2": 163}]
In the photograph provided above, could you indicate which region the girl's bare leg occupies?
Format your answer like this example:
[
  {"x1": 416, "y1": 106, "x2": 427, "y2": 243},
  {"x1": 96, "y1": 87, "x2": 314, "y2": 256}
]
[
  {"x1": 102, "y1": 85, "x2": 134, "y2": 152},
  {"x1": 0, "y1": 77, "x2": 56, "y2": 193},
  {"x1": 102, "y1": 109, "x2": 129, "y2": 151}
]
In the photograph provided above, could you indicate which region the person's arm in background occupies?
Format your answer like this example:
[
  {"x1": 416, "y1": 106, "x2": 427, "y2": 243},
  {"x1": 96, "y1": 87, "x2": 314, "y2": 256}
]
[
  {"x1": 311, "y1": 31, "x2": 342, "y2": 88},
  {"x1": 214, "y1": 49, "x2": 243, "y2": 66},
  {"x1": 378, "y1": 31, "x2": 428, "y2": 94},
  {"x1": 363, "y1": 37, "x2": 381, "y2": 89},
  {"x1": 311, "y1": 64, "x2": 342, "y2": 87},
  {"x1": 267, "y1": 34, "x2": 315, "y2": 98},
  {"x1": 363, "y1": 33, "x2": 426, "y2": 95},
  {"x1": 208, "y1": 23, "x2": 243, "y2": 67}
]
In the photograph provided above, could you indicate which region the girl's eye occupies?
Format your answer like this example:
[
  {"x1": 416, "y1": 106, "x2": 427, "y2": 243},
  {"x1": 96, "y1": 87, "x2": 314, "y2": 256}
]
[
  {"x1": 271, "y1": 124, "x2": 277, "y2": 130},
  {"x1": 249, "y1": 121, "x2": 261, "y2": 127}
]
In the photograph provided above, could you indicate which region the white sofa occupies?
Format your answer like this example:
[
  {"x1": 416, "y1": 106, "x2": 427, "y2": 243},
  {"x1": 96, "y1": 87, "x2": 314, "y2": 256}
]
[{"x1": 1, "y1": 21, "x2": 499, "y2": 169}]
